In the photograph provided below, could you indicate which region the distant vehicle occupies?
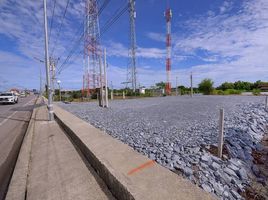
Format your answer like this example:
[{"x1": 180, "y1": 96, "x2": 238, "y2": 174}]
[
  {"x1": 0, "y1": 92, "x2": 18, "y2": 104},
  {"x1": 20, "y1": 92, "x2": 26, "y2": 97}
]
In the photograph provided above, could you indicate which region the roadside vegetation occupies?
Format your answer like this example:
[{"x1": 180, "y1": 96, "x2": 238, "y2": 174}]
[
  {"x1": 198, "y1": 79, "x2": 214, "y2": 95},
  {"x1": 198, "y1": 79, "x2": 267, "y2": 96},
  {"x1": 47, "y1": 79, "x2": 267, "y2": 102}
]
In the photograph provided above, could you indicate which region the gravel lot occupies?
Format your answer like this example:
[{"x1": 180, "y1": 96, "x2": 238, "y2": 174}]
[{"x1": 58, "y1": 96, "x2": 268, "y2": 199}]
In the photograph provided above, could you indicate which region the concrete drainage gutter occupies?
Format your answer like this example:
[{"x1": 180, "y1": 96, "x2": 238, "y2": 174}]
[{"x1": 54, "y1": 105, "x2": 215, "y2": 200}]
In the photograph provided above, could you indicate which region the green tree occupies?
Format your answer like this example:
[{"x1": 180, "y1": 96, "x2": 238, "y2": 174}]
[
  {"x1": 198, "y1": 79, "x2": 214, "y2": 95},
  {"x1": 217, "y1": 82, "x2": 234, "y2": 90},
  {"x1": 252, "y1": 80, "x2": 262, "y2": 90},
  {"x1": 234, "y1": 81, "x2": 252, "y2": 91},
  {"x1": 155, "y1": 81, "x2": 165, "y2": 89}
]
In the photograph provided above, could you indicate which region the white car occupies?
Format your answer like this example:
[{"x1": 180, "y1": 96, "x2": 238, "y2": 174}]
[
  {"x1": 20, "y1": 92, "x2": 26, "y2": 97},
  {"x1": 0, "y1": 92, "x2": 18, "y2": 104}
]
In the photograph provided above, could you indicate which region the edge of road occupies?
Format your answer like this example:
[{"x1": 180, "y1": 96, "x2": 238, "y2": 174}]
[
  {"x1": 53, "y1": 103, "x2": 215, "y2": 200},
  {"x1": 5, "y1": 97, "x2": 40, "y2": 200}
]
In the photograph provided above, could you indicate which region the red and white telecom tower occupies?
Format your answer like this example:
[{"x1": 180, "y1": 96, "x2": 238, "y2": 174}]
[{"x1": 165, "y1": 5, "x2": 172, "y2": 95}]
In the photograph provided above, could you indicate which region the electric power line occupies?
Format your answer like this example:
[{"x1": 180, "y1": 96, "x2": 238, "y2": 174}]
[
  {"x1": 48, "y1": 0, "x2": 57, "y2": 44},
  {"x1": 100, "y1": 3, "x2": 128, "y2": 36},
  {"x1": 57, "y1": 1, "x2": 128, "y2": 75},
  {"x1": 56, "y1": 0, "x2": 111, "y2": 72},
  {"x1": 50, "y1": 0, "x2": 71, "y2": 56}
]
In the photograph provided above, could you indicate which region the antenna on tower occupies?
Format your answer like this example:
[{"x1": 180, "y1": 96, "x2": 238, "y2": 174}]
[
  {"x1": 165, "y1": 1, "x2": 172, "y2": 95},
  {"x1": 127, "y1": 0, "x2": 137, "y2": 92}
]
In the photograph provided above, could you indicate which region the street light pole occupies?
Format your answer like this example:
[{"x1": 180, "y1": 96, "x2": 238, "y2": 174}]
[{"x1": 43, "y1": 0, "x2": 54, "y2": 121}]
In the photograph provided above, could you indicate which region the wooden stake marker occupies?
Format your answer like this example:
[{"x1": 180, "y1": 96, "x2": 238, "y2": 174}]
[{"x1": 218, "y1": 108, "x2": 224, "y2": 158}]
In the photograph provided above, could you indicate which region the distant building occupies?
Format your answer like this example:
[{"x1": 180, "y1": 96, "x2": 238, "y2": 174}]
[
  {"x1": 9, "y1": 88, "x2": 20, "y2": 95},
  {"x1": 139, "y1": 87, "x2": 146, "y2": 94},
  {"x1": 258, "y1": 83, "x2": 268, "y2": 91}
]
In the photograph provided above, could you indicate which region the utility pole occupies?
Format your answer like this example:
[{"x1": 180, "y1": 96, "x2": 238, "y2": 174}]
[
  {"x1": 104, "y1": 48, "x2": 108, "y2": 108},
  {"x1": 176, "y1": 76, "x2": 178, "y2": 96},
  {"x1": 49, "y1": 57, "x2": 59, "y2": 100},
  {"x1": 57, "y1": 80, "x2": 61, "y2": 101},
  {"x1": 99, "y1": 55, "x2": 104, "y2": 107},
  {"x1": 39, "y1": 67, "x2": 42, "y2": 96},
  {"x1": 110, "y1": 81, "x2": 114, "y2": 100},
  {"x1": 190, "y1": 72, "x2": 193, "y2": 97},
  {"x1": 43, "y1": 0, "x2": 53, "y2": 121},
  {"x1": 33, "y1": 57, "x2": 44, "y2": 96}
]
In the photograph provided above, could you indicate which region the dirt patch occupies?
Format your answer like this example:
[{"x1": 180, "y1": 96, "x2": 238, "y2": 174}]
[
  {"x1": 241, "y1": 185, "x2": 267, "y2": 200},
  {"x1": 242, "y1": 134, "x2": 268, "y2": 200},
  {"x1": 202, "y1": 144, "x2": 230, "y2": 160}
]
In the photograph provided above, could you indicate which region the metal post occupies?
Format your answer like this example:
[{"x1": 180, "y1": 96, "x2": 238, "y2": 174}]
[
  {"x1": 190, "y1": 72, "x2": 193, "y2": 97},
  {"x1": 104, "y1": 49, "x2": 108, "y2": 108},
  {"x1": 123, "y1": 91, "x2": 125, "y2": 99},
  {"x1": 176, "y1": 76, "x2": 178, "y2": 96},
  {"x1": 57, "y1": 80, "x2": 61, "y2": 102},
  {"x1": 43, "y1": 0, "x2": 54, "y2": 121},
  {"x1": 218, "y1": 108, "x2": 224, "y2": 158},
  {"x1": 110, "y1": 81, "x2": 114, "y2": 100},
  {"x1": 265, "y1": 96, "x2": 267, "y2": 111},
  {"x1": 99, "y1": 54, "x2": 104, "y2": 107},
  {"x1": 111, "y1": 90, "x2": 114, "y2": 100},
  {"x1": 40, "y1": 67, "x2": 42, "y2": 96},
  {"x1": 59, "y1": 84, "x2": 61, "y2": 101}
]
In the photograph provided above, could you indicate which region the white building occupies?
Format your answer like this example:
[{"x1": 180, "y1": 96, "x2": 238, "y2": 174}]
[{"x1": 139, "y1": 87, "x2": 146, "y2": 94}]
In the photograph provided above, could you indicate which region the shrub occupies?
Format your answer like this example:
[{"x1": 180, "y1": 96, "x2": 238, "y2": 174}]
[
  {"x1": 224, "y1": 89, "x2": 241, "y2": 95},
  {"x1": 217, "y1": 82, "x2": 234, "y2": 90},
  {"x1": 212, "y1": 89, "x2": 224, "y2": 95},
  {"x1": 198, "y1": 79, "x2": 214, "y2": 95},
  {"x1": 252, "y1": 89, "x2": 261, "y2": 96}
]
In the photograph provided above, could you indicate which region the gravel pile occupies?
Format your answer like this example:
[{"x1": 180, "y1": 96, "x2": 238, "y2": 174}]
[{"x1": 58, "y1": 96, "x2": 268, "y2": 199}]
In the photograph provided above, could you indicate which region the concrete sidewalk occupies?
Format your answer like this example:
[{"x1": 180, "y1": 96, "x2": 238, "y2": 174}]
[
  {"x1": 54, "y1": 105, "x2": 215, "y2": 200},
  {"x1": 6, "y1": 100, "x2": 115, "y2": 200}
]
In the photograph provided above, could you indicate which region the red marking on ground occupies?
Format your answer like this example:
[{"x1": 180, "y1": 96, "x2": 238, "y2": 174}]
[{"x1": 127, "y1": 160, "x2": 156, "y2": 175}]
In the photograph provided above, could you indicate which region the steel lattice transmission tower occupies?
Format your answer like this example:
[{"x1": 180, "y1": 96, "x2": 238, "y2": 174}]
[
  {"x1": 165, "y1": 6, "x2": 172, "y2": 95},
  {"x1": 127, "y1": 0, "x2": 137, "y2": 92},
  {"x1": 82, "y1": 0, "x2": 101, "y2": 98}
]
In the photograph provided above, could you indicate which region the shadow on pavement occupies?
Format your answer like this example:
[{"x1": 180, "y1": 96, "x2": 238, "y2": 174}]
[
  {"x1": 0, "y1": 116, "x2": 29, "y2": 123},
  {"x1": 10, "y1": 103, "x2": 43, "y2": 112}
]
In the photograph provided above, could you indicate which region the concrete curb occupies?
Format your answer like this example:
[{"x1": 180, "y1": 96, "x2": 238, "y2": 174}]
[
  {"x1": 5, "y1": 97, "x2": 40, "y2": 200},
  {"x1": 54, "y1": 105, "x2": 215, "y2": 200}
]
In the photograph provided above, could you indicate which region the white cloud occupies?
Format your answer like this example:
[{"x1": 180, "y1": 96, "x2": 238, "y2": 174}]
[
  {"x1": 106, "y1": 0, "x2": 268, "y2": 88},
  {"x1": 220, "y1": 1, "x2": 233, "y2": 14},
  {"x1": 106, "y1": 41, "x2": 166, "y2": 59},
  {"x1": 0, "y1": 0, "x2": 267, "y2": 91},
  {"x1": 172, "y1": 0, "x2": 268, "y2": 83},
  {"x1": 0, "y1": 0, "x2": 85, "y2": 90},
  {"x1": 137, "y1": 47, "x2": 165, "y2": 59},
  {"x1": 0, "y1": 51, "x2": 42, "y2": 91},
  {"x1": 146, "y1": 32, "x2": 165, "y2": 42}
]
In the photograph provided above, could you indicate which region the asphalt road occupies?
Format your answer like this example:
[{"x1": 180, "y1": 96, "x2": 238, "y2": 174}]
[{"x1": 0, "y1": 95, "x2": 36, "y2": 200}]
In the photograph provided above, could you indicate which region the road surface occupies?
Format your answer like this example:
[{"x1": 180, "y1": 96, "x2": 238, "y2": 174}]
[{"x1": 0, "y1": 95, "x2": 36, "y2": 200}]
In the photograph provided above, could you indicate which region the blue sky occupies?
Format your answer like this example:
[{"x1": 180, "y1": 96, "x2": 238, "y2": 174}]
[{"x1": 0, "y1": 0, "x2": 268, "y2": 91}]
